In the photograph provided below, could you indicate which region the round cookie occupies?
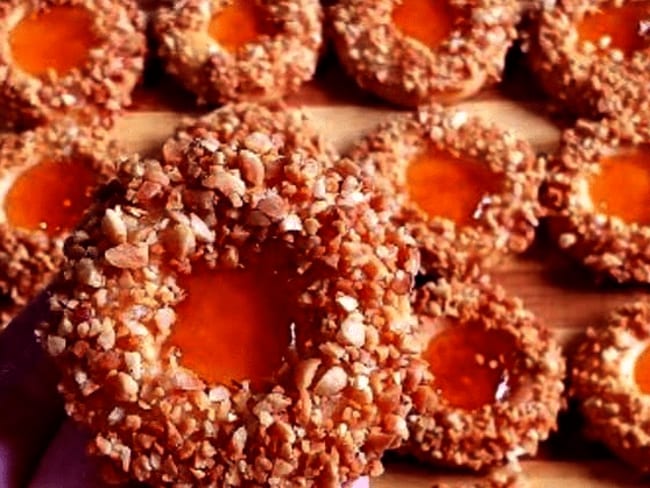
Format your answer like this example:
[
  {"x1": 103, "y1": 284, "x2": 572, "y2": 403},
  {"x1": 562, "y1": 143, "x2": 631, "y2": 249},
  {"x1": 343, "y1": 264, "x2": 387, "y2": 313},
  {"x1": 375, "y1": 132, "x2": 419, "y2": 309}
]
[
  {"x1": 542, "y1": 117, "x2": 650, "y2": 283},
  {"x1": 329, "y1": 0, "x2": 520, "y2": 107},
  {"x1": 406, "y1": 276, "x2": 566, "y2": 470},
  {"x1": 0, "y1": 121, "x2": 119, "y2": 330},
  {"x1": 0, "y1": 0, "x2": 146, "y2": 129},
  {"x1": 527, "y1": 0, "x2": 650, "y2": 118},
  {"x1": 152, "y1": 0, "x2": 323, "y2": 104},
  {"x1": 347, "y1": 104, "x2": 543, "y2": 279},
  {"x1": 571, "y1": 298, "x2": 650, "y2": 473},
  {"x1": 41, "y1": 104, "x2": 421, "y2": 486}
]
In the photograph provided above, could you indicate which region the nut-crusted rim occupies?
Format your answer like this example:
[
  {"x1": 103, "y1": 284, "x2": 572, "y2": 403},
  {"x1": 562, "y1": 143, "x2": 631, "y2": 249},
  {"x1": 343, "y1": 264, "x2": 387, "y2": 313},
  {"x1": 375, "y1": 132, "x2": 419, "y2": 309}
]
[
  {"x1": 571, "y1": 298, "x2": 650, "y2": 473},
  {"x1": 42, "y1": 103, "x2": 421, "y2": 486},
  {"x1": 0, "y1": 121, "x2": 119, "y2": 331},
  {"x1": 347, "y1": 104, "x2": 543, "y2": 279},
  {"x1": 329, "y1": 0, "x2": 520, "y2": 107},
  {"x1": 406, "y1": 276, "x2": 566, "y2": 470},
  {"x1": 542, "y1": 117, "x2": 650, "y2": 283},
  {"x1": 0, "y1": 0, "x2": 146, "y2": 129},
  {"x1": 527, "y1": 0, "x2": 650, "y2": 118},
  {"x1": 152, "y1": 0, "x2": 323, "y2": 104}
]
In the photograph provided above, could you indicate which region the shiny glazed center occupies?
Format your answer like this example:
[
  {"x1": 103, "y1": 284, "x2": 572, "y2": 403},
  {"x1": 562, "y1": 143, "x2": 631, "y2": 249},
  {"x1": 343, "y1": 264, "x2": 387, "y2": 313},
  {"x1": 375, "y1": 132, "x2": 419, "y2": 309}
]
[
  {"x1": 634, "y1": 343, "x2": 650, "y2": 394},
  {"x1": 589, "y1": 148, "x2": 650, "y2": 225},
  {"x1": 392, "y1": 0, "x2": 460, "y2": 48},
  {"x1": 4, "y1": 159, "x2": 96, "y2": 236},
  {"x1": 577, "y1": 2, "x2": 650, "y2": 56},
  {"x1": 208, "y1": 0, "x2": 276, "y2": 53},
  {"x1": 406, "y1": 146, "x2": 501, "y2": 227},
  {"x1": 169, "y1": 255, "x2": 294, "y2": 386},
  {"x1": 424, "y1": 325, "x2": 519, "y2": 410},
  {"x1": 10, "y1": 6, "x2": 98, "y2": 77}
]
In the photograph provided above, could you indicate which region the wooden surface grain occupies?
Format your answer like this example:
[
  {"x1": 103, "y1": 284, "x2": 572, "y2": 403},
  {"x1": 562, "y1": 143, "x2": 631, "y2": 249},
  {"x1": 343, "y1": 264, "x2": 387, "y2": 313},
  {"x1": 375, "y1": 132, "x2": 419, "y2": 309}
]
[{"x1": 110, "y1": 60, "x2": 649, "y2": 487}]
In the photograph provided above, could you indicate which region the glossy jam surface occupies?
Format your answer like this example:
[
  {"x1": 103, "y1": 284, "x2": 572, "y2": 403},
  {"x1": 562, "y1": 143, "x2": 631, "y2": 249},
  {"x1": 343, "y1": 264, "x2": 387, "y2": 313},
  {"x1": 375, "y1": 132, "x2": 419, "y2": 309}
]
[
  {"x1": 169, "y1": 253, "x2": 294, "y2": 386},
  {"x1": 5, "y1": 159, "x2": 96, "y2": 235},
  {"x1": 10, "y1": 6, "x2": 98, "y2": 77},
  {"x1": 577, "y1": 2, "x2": 650, "y2": 56},
  {"x1": 634, "y1": 344, "x2": 650, "y2": 394},
  {"x1": 392, "y1": 0, "x2": 460, "y2": 48},
  {"x1": 208, "y1": 0, "x2": 275, "y2": 53},
  {"x1": 589, "y1": 148, "x2": 650, "y2": 225},
  {"x1": 424, "y1": 324, "x2": 519, "y2": 410},
  {"x1": 406, "y1": 146, "x2": 501, "y2": 227}
]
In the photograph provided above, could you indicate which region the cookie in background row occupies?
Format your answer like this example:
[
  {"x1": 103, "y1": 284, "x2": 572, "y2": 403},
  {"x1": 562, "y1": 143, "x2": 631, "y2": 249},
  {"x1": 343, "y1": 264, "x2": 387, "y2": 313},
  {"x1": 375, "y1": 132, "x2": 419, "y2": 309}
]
[
  {"x1": 329, "y1": 0, "x2": 520, "y2": 107},
  {"x1": 0, "y1": 0, "x2": 146, "y2": 129},
  {"x1": 526, "y1": 0, "x2": 650, "y2": 118},
  {"x1": 405, "y1": 276, "x2": 565, "y2": 470},
  {"x1": 542, "y1": 116, "x2": 650, "y2": 283},
  {"x1": 0, "y1": 122, "x2": 118, "y2": 330},
  {"x1": 347, "y1": 104, "x2": 544, "y2": 279},
  {"x1": 571, "y1": 298, "x2": 650, "y2": 473},
  {"x1": 152, "y1": 0, "x2": 323, "y2": 104}
]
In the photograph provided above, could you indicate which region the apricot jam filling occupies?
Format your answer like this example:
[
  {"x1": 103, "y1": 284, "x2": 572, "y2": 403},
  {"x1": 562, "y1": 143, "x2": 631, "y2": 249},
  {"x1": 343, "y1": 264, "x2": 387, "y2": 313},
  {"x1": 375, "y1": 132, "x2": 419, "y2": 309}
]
[
  {"x1": 588, "y1": 147, "x2": 650, "y2": 225},
  {"x1": 423, "y1": 324, "x2": 519, "y2": 410},
  {"x1": 406, "y1": 146, "x2": 501, "y2": 227},
  {"x1": 634, "y1": 344, "x2": 650, "y2": 394},
  {"x1": 208, "y1": 0, "x2": 276, "y2": 53},
  {"x1": 4, "y1": 159, "x2": 96, "y2": 236},
  {"x1": 169, "y1": 254, "x2": 294, "y2": 386},
  {"x1": 577, "y1": 2, "x2": 650, "y2": 56},
  {"x1": 10, "y1": 6, "x2": 98, "y2": 77},
  {"x1": 392, "y1": 0, "x2": 461, "y2": 49}
]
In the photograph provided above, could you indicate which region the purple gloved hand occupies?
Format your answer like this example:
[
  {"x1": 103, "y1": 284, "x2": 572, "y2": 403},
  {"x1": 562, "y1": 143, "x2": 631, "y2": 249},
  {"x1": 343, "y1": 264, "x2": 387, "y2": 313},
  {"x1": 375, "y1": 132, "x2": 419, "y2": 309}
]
[
  {"x1": 0, "y1": 294, "x2": 370, "y2": 488},
  {"x1": 0, "y1": 292, "x2": 110, "y2": 487}
]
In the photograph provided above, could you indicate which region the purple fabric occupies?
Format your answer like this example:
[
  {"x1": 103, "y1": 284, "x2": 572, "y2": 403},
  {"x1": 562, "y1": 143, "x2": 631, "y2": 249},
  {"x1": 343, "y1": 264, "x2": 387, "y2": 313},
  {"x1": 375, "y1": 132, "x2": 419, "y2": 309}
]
[
  {"x1": 346, "y1": 476, "x2": 370, "y2": 488},
  {"x1": 0, "y1": 292, "x2": 63, "y2": 488}
]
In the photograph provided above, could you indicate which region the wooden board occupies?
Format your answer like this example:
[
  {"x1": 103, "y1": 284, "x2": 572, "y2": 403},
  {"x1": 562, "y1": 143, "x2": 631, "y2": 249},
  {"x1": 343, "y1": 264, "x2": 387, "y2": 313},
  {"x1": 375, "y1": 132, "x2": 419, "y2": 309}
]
[{"x1": 107, "y1": 61, "x2": 650, "y2": 487}]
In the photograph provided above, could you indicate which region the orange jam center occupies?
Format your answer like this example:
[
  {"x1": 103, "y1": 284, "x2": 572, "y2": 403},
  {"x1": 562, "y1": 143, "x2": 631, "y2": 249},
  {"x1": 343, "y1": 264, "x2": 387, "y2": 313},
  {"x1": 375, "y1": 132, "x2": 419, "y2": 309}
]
[
  {"x1": 406, "y1": 146, "x2": 501, "y2": 227},
  {"x1": 577, "y1": 2, "x2": 650, "y2": 55},
  {"x1": 208, "y1": 0, "x2": 275, "y2": 53},
  {"x1": 424, "y1": 325, "x2": 519, "y2": 410},
  {"x1": 392, "y1": 0, "x2": 460, "y2": 48},
  {"x1": 169, "y1": 255, "x2": 294, "y2": 386},
  {"x1": 589, "y1": 147, "x2": 650, "y2": 225},
  {"x1": 4, "y1": 159, "x2": 96, "y2": 236},
  {"x1": 634, "y1": 344, "x2": 650, "y2": 394},
  {"x1": 10, "y1": 6, "x2": 98, "y2": 77}
]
